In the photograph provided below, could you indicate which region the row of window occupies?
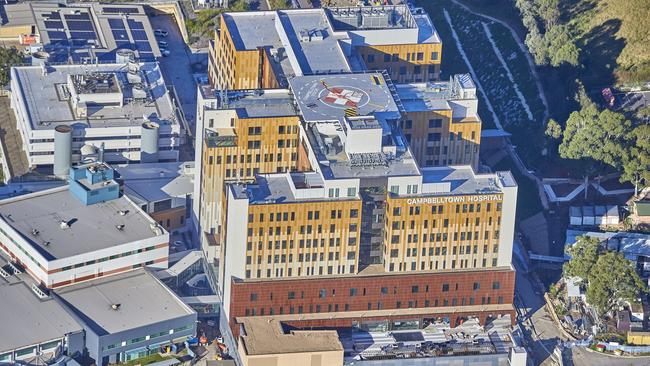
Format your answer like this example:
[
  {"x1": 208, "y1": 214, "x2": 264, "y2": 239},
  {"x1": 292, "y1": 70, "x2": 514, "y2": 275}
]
[
  {"x1": 390, "y1": 215, "x2": 500, "y2": 230},
  {"x1": 401, "y1": 118, "x2": 444, "y2": 130},
  {"x1": 247, "y1": 280, "x2": 501, "y2": 303},
  {"x1": 247, "y1": 125, "x2": 299, "y2": 136},
  {"x1": 387, "y1": 257, "x2": 498, "y2": 271},
  {"x1": 391, "y1": 202, "x2": 501, "y2": 216},
  {"x1": 246, "y1": 233, "x2": 356, "y2": 251},
  {"x1": 101, "y1": 325, "x2": 192, "y2": 352},
  {"x1": 245, "y1": 264, "x2": 355, "y2": 278},
  {"x1": 390, "y1": 230, "x2": 500, "y2": 244},
  {"x1": 243, "y1": 296, "x2": 503, "y2": 317},
  {"x1": 366, "y1": 51, "x2": 439, "y2": 64},
  {"x1": 248, "y1": 209, "x2": 359, "y2": 223},
  {"x1": 247, "y1": 223, "x2": 358, "y2": 236},
  {"x1": 59, "y1": 245, "x2": 158, "y2": 272},
  {"x1": 390, "y1": 244, "x2": 498, "y2": 258}
]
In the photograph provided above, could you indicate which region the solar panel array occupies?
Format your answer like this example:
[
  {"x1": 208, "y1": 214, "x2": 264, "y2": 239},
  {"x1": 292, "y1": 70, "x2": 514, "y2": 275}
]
[
  {"x1": 103, "y1": 7, "x2": 140, "y2": 15},
  {"x1": 107, "y1": 18, "x2": 154, "y2": 60},
  {"x1": 38, "y1": 7, "x2": 156, "y2": 61}
]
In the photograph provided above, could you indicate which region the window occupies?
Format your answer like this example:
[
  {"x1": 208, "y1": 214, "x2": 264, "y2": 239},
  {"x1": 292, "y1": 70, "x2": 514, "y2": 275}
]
[
  {"x1": 411, "y1": 285, "x2": 419, "y2": 293},
  {"x1": 381, "y1": 287, "x2": 389, "y2": 294},
  {"x1": 250, "y1": 293, "x2": 258, "y2": 301},
  {"x1": 319, "y1": 289, "x2": 327, "y2": 298},
  {"x1": 350, "y1": 288, "x2": 358, "y2": 296},
  {"x1": 390, "y1": 186, "x2": 400, "y2": 195},
  {"x1": 347, "y1": 187, "x2": 357, "y2": 197},
  {"x1": 427, "y1": 133, "x2": 441, "y2": 141},
  {"x1": 384, "y1": 54, "x2": 391, "y2": 62},
  {"x1": 492, "y1": 281, "x2": 501, "y2": 290},
  {"x1": 428, "y1": 118, "x2": 442, "y2": 128},
  {"x1": 430, "y1": 51, "x2": 439, "y2": 60},
  {"x1": 416, "y1": 52, "x2": 424, "y2": 60},
  {"x1": 442, "y1": 284, "x2": 449, "y2": 292},
  {"x1": 399, "y1": 66, "x2": 407, "y2": 75},
  {"x1": 367, "y1": 54, "x2": 375, "y2": 63},
  {"x1": 473, "y1": 282, "x2": 480, "y2": 290},
  {"x1": 288, "y1": 291, "x2": 296, "y2": 299}
]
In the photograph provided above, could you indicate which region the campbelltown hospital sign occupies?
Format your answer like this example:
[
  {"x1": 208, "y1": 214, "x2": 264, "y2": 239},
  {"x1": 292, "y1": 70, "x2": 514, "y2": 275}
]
[{"x1": 406, "y1": 194, "x2": 503, "y2": 205}]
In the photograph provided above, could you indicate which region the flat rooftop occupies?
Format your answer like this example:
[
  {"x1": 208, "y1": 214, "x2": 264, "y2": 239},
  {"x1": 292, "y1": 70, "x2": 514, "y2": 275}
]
[
  {"x1": 290, "y1": 73, "x2": 400, "y2": 122},
  {"x1": 239, "y1": 317, "x2": 342, "y2": 356},
  {"x1": 396, "y1": 76, "x2": 478, "y2": 113},
  {"x1": 12, "y1": 62, "x2": 175, "y2": 131},
  {"x1": 278, "y1": 9, "x2": 350, "y2": 74},
  {"x1": 54, "y1": 269, "x2": 195, "y2": 335},
  {"x1": 29, "y1": 3, "x2": 160, "y2": 62},
  {"x1": 0, "y1": 186, "x2": 163, "y2": 261},
  {"x1": 116, "y1": 161, "x2": 194, "y2": 205},
  {"x1": 421, "y1": 166, "x2": 515, "y2": 196},
  {"x1": 241, "y1": 173, "x2": 358, "y2": 205},
  {"x1": 0, "y1": 282, "x2": 82, "y2": 352},
  {"x1": 204, "y1": 88, "x2": 298, "y2": 118},
  {"x1": 305, "y1": 121, "x2": 420, "y2": 180}
]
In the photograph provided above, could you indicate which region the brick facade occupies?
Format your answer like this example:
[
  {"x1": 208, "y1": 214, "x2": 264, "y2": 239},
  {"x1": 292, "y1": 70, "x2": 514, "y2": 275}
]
[{"x1": 229, "y1": 268, "x2": 515, "y2": 335}]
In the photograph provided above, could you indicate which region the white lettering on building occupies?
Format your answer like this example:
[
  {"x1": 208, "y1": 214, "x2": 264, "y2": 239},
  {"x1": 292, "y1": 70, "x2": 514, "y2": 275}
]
[{"x1": 406, "y1": 194, "x2": 502, "y2": 205}]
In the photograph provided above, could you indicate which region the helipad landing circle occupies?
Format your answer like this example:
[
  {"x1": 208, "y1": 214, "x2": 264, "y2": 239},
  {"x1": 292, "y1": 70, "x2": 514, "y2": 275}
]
[{"x1": 317, "y1": 85, "x2": 370, "y2": 110}]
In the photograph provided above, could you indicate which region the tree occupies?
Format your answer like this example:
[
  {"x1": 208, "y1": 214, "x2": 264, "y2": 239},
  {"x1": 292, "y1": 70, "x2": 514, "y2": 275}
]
[
  {"x1": 229, "y1": 0, "x2": 250, "y2": 11},
  {"x1": 545, "y1": 118, "x2": 562, "y2": 139},
  {"x1": 586, "y1": 251, "x2": 646, "y2": 315},
  {"x1": 0, "y1": 47, "x2": 23, "y2": 88},
  {"x1": 621, "y1": 125, "x2": 650, "y2": 196},
  {"x1": 557, "y1": 96, "x2": 632, "y2": 196},
  {"x1": 525, "y1": 27, "x2": 548, "y2": 65},
  {"x1": 563, "y1": 235, "x2": 601, "y2": 279},
  {"x1": 269, "y1": 0, "x2": 291, "y2": 9},
  {"x1": 545, "y1": 24, "x2": 580, "y2": 67}
]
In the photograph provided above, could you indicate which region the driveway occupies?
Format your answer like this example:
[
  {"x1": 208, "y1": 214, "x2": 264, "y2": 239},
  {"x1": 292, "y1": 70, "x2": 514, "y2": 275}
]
[
  {"x1": 514, "y1": 255, "x2": 564, "y2": 365},
  {"x1": 149, "y1": 14, "x2": 198, "y2": 137}
]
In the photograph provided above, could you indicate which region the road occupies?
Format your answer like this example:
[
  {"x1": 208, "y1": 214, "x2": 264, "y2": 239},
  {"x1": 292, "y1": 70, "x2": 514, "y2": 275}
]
[
  {"x1": 149, "y1": 14, "x2": 198, "y2": 136},
  {"x1": 513, "y1": 254, "x2": 563, "y2": 366},
  {"x1": 569, "y1": 347, "x2": 650, "y2": 366}
]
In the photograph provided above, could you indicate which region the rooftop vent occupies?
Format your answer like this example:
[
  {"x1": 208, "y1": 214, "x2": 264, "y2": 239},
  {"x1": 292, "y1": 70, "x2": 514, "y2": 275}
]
[
  {"x1": 116, "y1": 224, "x2": 125, "y2": 231},
  {"x1": 60, "y1": 220, "x2": 70, "y2": 229},
  {"x1": 111, "y1": 303, "x2": 121, "y2": 311},
  {"x1": 31, "y1": 283, "x2": 49, "y2": 299},
  {"x1": 43, "y1": 241, "x2": 50, "y2": 246},
  {"x1": 31, "y1": 229, "x2": 39, "y2": 236},
  {"x1": 118, "y1": 210, "x2": 128, "y2": 216}
]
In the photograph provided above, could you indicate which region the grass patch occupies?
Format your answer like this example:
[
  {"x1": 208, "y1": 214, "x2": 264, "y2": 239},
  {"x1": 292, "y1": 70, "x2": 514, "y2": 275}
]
[
  {"x1": 493, "y1": 154, "x2": 543, "y2": 220},
  {"x1": 119, "y1": 354, "x2": 167, "y2": 366}
]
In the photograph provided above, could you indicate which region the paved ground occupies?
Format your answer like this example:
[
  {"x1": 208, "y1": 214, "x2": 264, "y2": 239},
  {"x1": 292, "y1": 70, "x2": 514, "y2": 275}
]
[
  {"x1": 149, "y1": 14, "x2": 198, "y2": 135},
  {"x1": 513, "y1": 254, "x2": 563, "y2": 366},
  {"x1": 148, "y1": 13, "x2": 200, "y2": 161},
  {"x1": 0, "y1": 97, "x2": 29, "y2": 180},
  {"x1": 568, "y1": 347, "x2": 650, "y2": 366}
]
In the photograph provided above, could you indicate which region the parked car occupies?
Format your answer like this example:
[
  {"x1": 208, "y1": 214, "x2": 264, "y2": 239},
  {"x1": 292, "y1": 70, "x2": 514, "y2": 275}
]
[
  {"x1": 160, "y1": 49, "x2": 170, "y2": 57},
  {"x1": 154, "y1": 29, "x2": 168, "y2": 37},
  {"x1": 157, "y1": 40, "x2": 168, "y2": 48}
]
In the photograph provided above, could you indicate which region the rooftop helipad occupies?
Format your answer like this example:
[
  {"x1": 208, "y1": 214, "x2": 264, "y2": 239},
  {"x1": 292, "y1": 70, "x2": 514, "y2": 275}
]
[{"x1": 289, "y1": 73, "x2": 400, "y2": 122}]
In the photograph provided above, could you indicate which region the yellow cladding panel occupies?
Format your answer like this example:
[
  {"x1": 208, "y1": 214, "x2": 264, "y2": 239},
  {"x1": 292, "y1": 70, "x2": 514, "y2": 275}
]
[
  {"x1": 402, "y1": 110, "x2": 481, "y2": 169},
  {"x1": 200, "y1": 115, "x2": 304, "y2": 237},
  {"x1": 358, "y1": 43, "x2": 443, "y2": 83},
  {"x1": 384, "y1": 194, "x2": 504, "y2": 272},
  {"x1": 243, "y1": 200, "x2": 363, "y2": 279}
]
